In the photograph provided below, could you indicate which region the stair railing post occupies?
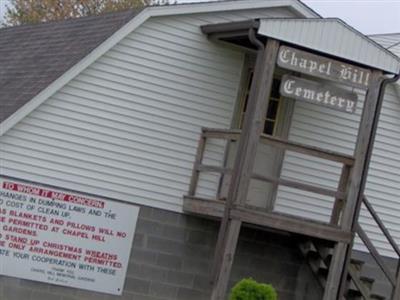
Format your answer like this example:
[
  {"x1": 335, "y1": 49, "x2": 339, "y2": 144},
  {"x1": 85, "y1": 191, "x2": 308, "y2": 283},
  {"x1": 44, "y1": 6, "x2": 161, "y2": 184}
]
[
  {"x1": 211, "y1": 37, "x2": 280, "y2": 300},
  {"x1": 331, "y1": 164, "x2": 351, "y2": 225},
  {"x1": 393, "y1": 270, "x2": 400, "y2": 299},
  {"x1": 324, "y1": 70, "x2": 384, "y2": 300}
]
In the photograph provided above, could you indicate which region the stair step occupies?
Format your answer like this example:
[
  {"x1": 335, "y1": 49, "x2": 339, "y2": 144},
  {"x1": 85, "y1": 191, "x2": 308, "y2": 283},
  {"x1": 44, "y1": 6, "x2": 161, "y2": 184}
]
[
  {"x1": 350, "y1": 258, "x2": 365, "y2": 268},
  {"x1": 298, "y1": 239, "x2": 388, "y2": 299},
  {"x1": 359, "y1": 276, "x2": 374, "y2": 289},
  {"x1": 345, "y1": 288, "x2": 362, "y2": 300},
  {"x1": 370, "y1": 294, "x2": 386, "y2": 300},
  {"x1": 299, "y1": 240, "x2": 317, "y2": 255},
  {"x1": 314, "y1": 243, "x2": 333, "y2": 260},
  {"x1": 370, "y1": 281, "x2": 392, "y2": 299},
  {"x1": 348, "y1": 264, "x2": 373, "y2": 299}
]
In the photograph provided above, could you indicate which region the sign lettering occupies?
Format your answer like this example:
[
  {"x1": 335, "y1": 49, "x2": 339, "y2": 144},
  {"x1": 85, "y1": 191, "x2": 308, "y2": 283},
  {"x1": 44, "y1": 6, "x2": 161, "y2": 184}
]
[
  {"x1": 277, "y1": 46, "x2": 371, "y2": 89},
  {"x1": 0, "y1": 178, "x2": 139, "y2": 295},
  {"x1": 280, "y1": 75, "x2": 358, "y2": 114}
]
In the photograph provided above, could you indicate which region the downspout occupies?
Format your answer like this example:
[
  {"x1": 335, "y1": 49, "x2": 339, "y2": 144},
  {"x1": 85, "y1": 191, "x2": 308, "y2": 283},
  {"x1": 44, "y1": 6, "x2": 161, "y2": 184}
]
[
  {"x1": 248, "y1": 24, "x2": 264, "y2": 51},
  {"x1": 351, "y1": 71, "x2": 400, "y2": 232},
  {"x1": 338, "y1": 71, "x2": 400, "y2": 299}
]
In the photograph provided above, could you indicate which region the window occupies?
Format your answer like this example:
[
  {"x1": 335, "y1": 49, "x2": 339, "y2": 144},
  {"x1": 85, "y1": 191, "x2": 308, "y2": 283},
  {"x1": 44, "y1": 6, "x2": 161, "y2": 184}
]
[{"x1": 238, "y1": 70, "x2": 282, "y2": 136}]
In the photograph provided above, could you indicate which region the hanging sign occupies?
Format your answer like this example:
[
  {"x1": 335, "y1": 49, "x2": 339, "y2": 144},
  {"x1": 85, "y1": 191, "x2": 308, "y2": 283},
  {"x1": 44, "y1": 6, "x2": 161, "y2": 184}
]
[
  {"x1": 280, "y1": 75, "x2": 358, "y2": 114},
  {"x1": 277, "y1": 46, "x2": 371, "y2": 89},
  {"x1": 0, "y1": 178, "x2": 139, "y2": 295}
]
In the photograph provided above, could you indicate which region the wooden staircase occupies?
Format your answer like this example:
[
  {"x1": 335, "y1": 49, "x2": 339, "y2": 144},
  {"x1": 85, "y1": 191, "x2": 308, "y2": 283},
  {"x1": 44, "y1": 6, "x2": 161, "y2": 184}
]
[
  {"x1": 299, "y1": 238, "x2": 391, "y2": 299},
  {"x1": 298, "y1": 194, "x2": 400, "y2": 300},
  {"x1": 183, "y1": 126, "x2": 400, "y2": 299}
]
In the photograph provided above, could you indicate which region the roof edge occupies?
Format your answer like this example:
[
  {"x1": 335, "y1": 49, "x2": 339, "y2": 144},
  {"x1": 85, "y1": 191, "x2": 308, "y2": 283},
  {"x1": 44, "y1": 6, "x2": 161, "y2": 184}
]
[
  {"x1": 0, "y1": 0, "x2": 318, "y2": 136},
  {"x1": 258, "y1": 17, "x2": 400, "y2": 73}
]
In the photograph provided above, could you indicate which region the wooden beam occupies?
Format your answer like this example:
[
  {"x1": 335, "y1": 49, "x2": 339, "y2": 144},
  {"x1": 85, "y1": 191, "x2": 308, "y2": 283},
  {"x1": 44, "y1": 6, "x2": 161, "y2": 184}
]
[
  {"x1": 183, "y1": 196, "x2": 225, "y2": 218},
  {"x1": 330, "y1": 165, "x2": 351, "y2": 225},
  {"x1": 363, "y1": 196, "x2": 400, "y2": 257},
  {"x1": 183, "y1": 196, "x2": 352, "y2": 243},
  {"x1": 341, "y1": 70, "x2": 383, "y2": 231},
  {"x1": 229, "y1": 39, "x2": 280, "y2": 207},
  {"x1": 201, "y1": 128, "x2": 355, "y2": 165},
  {"x1": 331, "y1": 70, "x2": 384, "y2": 300},
  {"x1": 323, "y1": 242, "x2": 348, "y2": 300},
  {"x1": 188, "y1": 135, "x2": 206, "y2": 196},
  {"x1": 260, "y1": 134, "x2": 355, "y2": 165},
  {"x1": 231, "y1": 207, "x2": 352, "y2": 244},
  {"x1": 356, "y1": 224, "x2": 396, "y2": 286},
  {"x1": 211, "y1": 38, "x2": 280, "y2": 300},
  {"x1": 202, "y1": 128, "x2": 241, "y2": 140},
  {"x1": 210, "y1": 218, "x2": 242, "y2": 300},
  {"x1": 197, "y1": 165, "x2": 343, "y2": 198},
  {"x1": 252, "y1": 172, "x2": 343, "y2": 199}
]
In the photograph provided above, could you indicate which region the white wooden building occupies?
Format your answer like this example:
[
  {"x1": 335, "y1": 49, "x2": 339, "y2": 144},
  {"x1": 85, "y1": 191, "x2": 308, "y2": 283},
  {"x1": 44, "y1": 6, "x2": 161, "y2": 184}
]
[{"x1": 1, "y1": 1, "x2": 400, "y2": 299}]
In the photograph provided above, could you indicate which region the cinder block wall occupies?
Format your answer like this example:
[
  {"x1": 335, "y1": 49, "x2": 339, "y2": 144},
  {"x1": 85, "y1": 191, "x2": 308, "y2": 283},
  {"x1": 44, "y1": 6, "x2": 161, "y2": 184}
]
[{"x1": 0, "y1": 205, "x2": 323, "y2": 300}]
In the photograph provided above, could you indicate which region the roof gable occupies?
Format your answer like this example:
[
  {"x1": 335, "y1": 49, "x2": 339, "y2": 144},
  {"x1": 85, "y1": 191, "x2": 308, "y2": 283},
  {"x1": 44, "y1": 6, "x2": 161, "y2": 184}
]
[
  {"x1": 258, "y1": 18, "x2": 400, "y2": 74},
  {"x1": 0, "y1": 0, "x2": 318, "y2": 135}
]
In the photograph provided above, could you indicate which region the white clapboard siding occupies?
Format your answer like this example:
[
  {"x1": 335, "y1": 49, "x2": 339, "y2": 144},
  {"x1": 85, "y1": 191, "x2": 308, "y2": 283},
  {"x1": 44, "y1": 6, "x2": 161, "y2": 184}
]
[
  {"x1": 274, "y1": 83, "x2": 400, "y2": 257},
  {"x1": 0, "y1": 7, "x2": 296, "y2": 212}
]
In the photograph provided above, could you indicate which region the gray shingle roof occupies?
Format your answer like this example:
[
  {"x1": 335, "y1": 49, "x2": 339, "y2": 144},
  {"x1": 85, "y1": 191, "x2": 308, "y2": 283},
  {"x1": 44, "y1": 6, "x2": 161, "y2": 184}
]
[{"x1": 0, "y1": 9, "x2": 141, "y2": 124}]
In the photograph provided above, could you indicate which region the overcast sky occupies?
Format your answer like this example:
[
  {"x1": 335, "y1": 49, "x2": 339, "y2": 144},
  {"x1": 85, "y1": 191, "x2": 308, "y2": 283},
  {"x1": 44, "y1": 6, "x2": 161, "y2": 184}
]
[
  {"x1": 302, "y1": 0, "x2": 400, "y2": 35},
  {"x1": 1, "y1": 0, "x2": 399, "y2": 35}
]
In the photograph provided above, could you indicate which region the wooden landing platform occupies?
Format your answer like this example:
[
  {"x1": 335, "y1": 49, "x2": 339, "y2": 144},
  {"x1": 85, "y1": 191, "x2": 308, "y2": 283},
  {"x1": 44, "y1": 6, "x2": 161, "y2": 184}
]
[{"x1": 183, "y1": 195, "x2": 352, "y2": 244}]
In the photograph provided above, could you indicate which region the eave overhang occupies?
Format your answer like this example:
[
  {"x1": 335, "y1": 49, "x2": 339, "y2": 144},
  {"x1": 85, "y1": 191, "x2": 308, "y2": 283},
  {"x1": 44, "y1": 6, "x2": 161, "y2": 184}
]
[{"x1": 201, "y1": 18, "x2": 400, "y2": 75}]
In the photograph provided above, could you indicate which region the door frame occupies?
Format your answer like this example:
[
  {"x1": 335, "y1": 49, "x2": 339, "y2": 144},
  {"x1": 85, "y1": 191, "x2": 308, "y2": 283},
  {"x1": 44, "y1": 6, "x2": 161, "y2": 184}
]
[{"x1": 223, "y1": 53, "x2": 295, "y2": 210}]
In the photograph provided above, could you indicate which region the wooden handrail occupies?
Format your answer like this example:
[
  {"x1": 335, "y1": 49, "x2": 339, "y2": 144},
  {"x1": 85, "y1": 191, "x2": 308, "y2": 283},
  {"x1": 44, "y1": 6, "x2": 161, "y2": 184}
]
[
  {"x1": 192, "y1": 128, "x2": 354, "y2": 216},
  {"x1": 197, "y1": 164, "x2": 344, "y2": 199},
  {"x1": 356, "y1": 223, "x2": 396, "y2": 286},
  {"x1": 189, "y1": 128, "x2": 356, "y2": 232},
  {"x1": 363, "y1": 196, "x2": 400, "y2": 258},
  {"x1": 251, "y1": 172, "x2": 344, "y2": 199},
  {"x1": 200, "y1": 128, "x2": 355, "y2": 166},
  {"x1": 202, "y1": 128, "x2": 241, "y2": 140},
  {"x1": 260, "y1": 134, "x2": 355, "y2": 166},
  {"x1": 359, "y1": 196, "x2": 400, "y2": 298}
]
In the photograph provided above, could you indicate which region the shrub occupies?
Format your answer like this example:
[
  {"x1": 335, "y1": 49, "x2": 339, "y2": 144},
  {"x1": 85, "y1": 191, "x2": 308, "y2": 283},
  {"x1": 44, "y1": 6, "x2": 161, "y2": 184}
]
[{"x1": 229, "y1": 278, "x2": 277, "y2": 300}]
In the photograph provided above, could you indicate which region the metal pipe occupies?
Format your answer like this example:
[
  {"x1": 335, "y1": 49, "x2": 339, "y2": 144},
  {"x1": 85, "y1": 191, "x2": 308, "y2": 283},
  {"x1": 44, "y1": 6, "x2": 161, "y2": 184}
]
[
  {"x1": 248, "y1": 27, "x2": 264, "y2": 50},
  {"x1": 351, "y1": 71, "x2": 400, "y2": 232},
  {"x1": 338, "y1": 71, "x2": 400, "y2": 299}
]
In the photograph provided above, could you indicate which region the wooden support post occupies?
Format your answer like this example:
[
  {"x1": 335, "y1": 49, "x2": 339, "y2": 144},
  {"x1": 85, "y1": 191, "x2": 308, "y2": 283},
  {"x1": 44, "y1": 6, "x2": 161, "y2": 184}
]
[
  {"x1": 210, "y1": 218, "x2": 242, "y2": 300},
  {"x1": 211, "y1": 38, "x2": 280, "y2": 300},
  {"x1": 393, "y1": 274, "x2": 400, "y2": 300},
  {"x1": 324, "y1": 70, "x2": 384, "y2": 300},
  {"x1": 188, "y1": 134, "x2": 206, "y2": 196},
  {"x1": 330, "y1": 165, "x2": 351, "y2": 225},
  {"x1": 324, "y1": 242, "x2": 348, "y2": 300},
  {"x1": 341, "y1": 70, "x2": 383, "y2": 231}
]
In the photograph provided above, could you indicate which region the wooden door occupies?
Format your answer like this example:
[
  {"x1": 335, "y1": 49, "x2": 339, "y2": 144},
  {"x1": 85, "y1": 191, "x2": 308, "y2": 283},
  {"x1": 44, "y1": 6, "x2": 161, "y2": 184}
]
[{"x1": 219, "y1": 71, "x2": 291, "y2": 210}]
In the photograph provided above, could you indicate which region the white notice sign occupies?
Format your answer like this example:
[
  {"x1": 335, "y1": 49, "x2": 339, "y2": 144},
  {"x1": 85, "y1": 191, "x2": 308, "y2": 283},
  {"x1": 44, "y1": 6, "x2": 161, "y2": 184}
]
[{"x1": 0, "y1": 177, "x2": 139, "y2": 295}]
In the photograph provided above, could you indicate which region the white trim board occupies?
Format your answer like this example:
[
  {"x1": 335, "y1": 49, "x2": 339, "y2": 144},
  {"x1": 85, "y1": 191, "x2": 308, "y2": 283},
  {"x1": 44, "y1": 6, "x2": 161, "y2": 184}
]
[{"x1": 0, "y1": 0, "x2": 318, "y2": 136}]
